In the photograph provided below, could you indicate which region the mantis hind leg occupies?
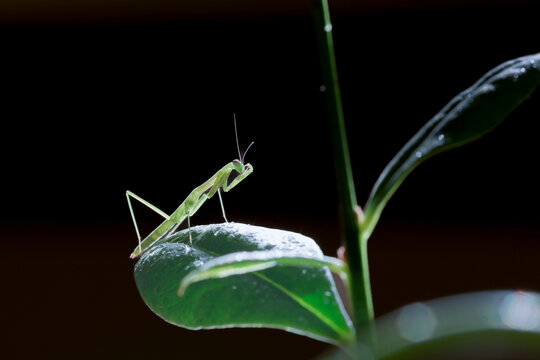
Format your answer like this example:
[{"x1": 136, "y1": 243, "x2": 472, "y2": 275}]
[{"x1": 126, "y1": 190, "x2": 170, "y2": 251}]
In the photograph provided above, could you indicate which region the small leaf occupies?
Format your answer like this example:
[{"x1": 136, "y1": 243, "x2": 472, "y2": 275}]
[
  {"x1": 363, "y1": 53, "x2": 540, "y2": 239},
  {"x1": 178, "y1": 251, "x2": 349, "y2": 296},
  {"x1": 134, "y1": 223, "x2": 354, "y2": 344}
]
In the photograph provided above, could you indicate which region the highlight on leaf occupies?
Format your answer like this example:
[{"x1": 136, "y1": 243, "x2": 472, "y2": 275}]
[{"x1": 177, "y1": 251, "x2": 349, "y2": 297}]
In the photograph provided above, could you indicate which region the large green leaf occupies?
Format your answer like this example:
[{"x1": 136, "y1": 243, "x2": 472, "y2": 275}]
[
  {"x1": 134, "y1": 222, "x2": 354, "y2": 344},
  {"x1": 362, "y1": 53, "x2": 540, "y2": 240}
]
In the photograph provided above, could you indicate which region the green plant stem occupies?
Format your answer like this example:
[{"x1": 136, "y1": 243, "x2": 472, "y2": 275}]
[{"x1": 311, "y1": 0, "x2": 374, "y2": 335}]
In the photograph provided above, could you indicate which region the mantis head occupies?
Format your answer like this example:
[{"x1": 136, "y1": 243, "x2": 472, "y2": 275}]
[
  {"x1": 228, "y1": 141, "x2": 254, "y2": 189},
  {"x1": 229, "y1": 114, "x2": 254, "y2": 187},
  {"x1": 232, "y1": 159, "x2": 253, "y2": 174},
  {"x1": 228, "y1": 160, "x2": 253, "y2": 190}
]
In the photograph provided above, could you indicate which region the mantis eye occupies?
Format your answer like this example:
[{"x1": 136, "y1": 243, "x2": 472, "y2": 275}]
[{"x1": 232, "y1": 159, "x2": 244, "y2": 172}]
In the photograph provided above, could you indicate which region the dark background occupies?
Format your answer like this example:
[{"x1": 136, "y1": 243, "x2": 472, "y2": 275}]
[{"x1": 1, "y1": 0, "x2": 539, "y2": 358}]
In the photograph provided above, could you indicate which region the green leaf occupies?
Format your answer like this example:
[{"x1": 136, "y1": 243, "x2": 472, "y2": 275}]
[
  {"x1": 178, "y1": 251, "x2": 349, "y2": 297},
  {"x1": 320, "y1": 290, "x2": 540, "y2": 359},
  {"x1": 363, "y1": 53, "x2": 540, "y2": 240},
  {"x1": 134, "y1": 222, "x2": 354, "y2": 344}
]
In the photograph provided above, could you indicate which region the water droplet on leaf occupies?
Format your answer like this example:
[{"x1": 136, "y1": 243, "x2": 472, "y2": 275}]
[{"x1": 193, "y1": 260, "x2": 204, "y2": 267}]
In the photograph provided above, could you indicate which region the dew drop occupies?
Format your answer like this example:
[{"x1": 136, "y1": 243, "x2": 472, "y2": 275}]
[
  {"x1": 232, "y1": 285, "x2": 237, "y2": 290},
  {"x1": 319, "y1": 85, "x2": 326, "y2": 92},
  {"x1": 323, "y1": 291, "x2": 332, "y2": 304},
  {"x1": 437, "y1": 134, "x2": 445, "y2": 142},
  {"x1": 280, "y1": 243, "x2": 294, "y2": 250},
  {"x1": 301, "y1": 269, "x2": 307, "y2": 275},
  {"x1": 324, "y1": 24, "x2": 333, "y2": 32},
  {"x1": 193, "y1": 260, "x2": 204, "y2": 267},
  {"x1": 415, "y1": 151, "x2": 423, "y2": 158},
  {"x1": 531, "y1": 60, "x2": 538, "y2": 69},
  {"x1": 520, "y1": 67, "x2": 526, "y2": 74}
]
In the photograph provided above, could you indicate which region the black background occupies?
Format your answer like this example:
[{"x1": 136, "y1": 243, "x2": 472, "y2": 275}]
[{"x1": 2, "y1": 1, "x2": 540, "y2": 358}]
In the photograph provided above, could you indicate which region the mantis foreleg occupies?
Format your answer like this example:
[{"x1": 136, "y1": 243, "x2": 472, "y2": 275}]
[{"x1": 217, "y1": 188, "x2": 228, "y2": 223}]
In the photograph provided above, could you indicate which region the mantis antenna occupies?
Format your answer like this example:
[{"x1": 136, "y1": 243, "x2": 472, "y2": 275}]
[
  {"x1": 233, "y1": 113, "x2": 254, "y2": 164},
  {"x1": 234, "y1": 114, "x2": 242, "y2": 161},
  {"x1": 242, "y1": 141, "x2": 255, "y2": 164}
]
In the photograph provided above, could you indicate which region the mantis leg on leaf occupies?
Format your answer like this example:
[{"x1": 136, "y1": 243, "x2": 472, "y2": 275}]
[{"x1": 127, "y1": 120, "x2": 254, "y2": 259}]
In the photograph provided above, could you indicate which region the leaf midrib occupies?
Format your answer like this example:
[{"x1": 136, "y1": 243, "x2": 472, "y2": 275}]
[{"x1": 192, "y1": 242, "x2": 352, "y2": 340}]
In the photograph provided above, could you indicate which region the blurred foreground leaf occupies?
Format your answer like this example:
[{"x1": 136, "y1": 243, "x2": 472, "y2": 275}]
[
  {"x1": 321, "y1": 290, "x2": 540, "y2": 359},
  {"x1": 134, "y1": 223, "x2": 354, "y2": 344}
]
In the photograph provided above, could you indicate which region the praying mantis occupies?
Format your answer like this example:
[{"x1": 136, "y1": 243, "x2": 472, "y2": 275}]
[{"x1": 127, "y1": 120, "x2": 254, "y2": 259}]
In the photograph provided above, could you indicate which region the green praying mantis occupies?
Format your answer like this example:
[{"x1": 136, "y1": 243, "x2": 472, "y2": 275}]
[{"x1": 127, "y1": 120, "x2": 254, "y2": 259}]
